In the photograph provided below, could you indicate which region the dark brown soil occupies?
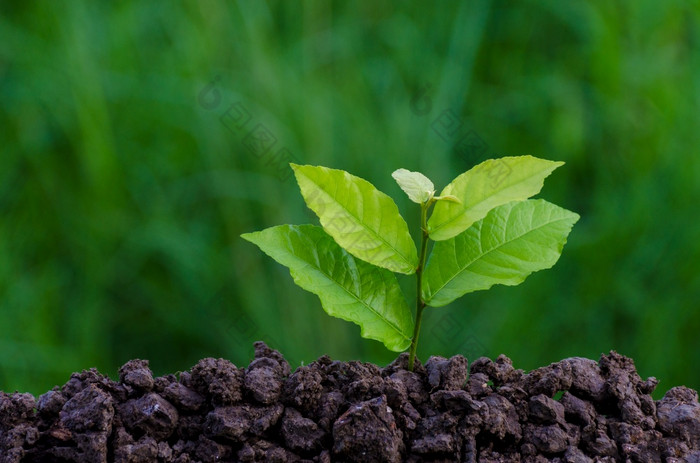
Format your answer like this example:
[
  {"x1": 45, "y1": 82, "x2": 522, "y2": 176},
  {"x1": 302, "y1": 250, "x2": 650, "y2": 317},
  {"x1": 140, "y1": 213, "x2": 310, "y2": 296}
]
[{"x1": 1, "y1": 342, "x2": 699, "y2": 462}]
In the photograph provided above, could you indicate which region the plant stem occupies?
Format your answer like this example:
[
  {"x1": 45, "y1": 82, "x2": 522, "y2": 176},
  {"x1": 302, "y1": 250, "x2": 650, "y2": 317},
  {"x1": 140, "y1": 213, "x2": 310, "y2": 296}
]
[{"x1": 408, "y1": 202, "x2": 430, "y2": 371}]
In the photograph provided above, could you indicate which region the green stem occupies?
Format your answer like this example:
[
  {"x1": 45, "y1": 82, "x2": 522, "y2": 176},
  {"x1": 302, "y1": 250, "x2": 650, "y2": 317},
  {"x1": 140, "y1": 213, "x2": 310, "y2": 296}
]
[{"x1": 408, "y1": 202, "x2": 430, "y2": 371}]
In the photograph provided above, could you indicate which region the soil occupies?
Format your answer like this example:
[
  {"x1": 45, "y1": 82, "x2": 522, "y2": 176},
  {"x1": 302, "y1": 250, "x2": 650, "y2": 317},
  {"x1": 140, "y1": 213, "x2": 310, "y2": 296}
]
[{"x1": 1, "y1": 342, "x2": 699, "y2": 462}]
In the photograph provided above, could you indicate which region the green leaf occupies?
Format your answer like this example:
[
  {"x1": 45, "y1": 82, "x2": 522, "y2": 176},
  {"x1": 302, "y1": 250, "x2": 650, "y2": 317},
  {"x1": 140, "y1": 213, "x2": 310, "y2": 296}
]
[
  {"x1": 241, "y1": 224, "x2": 414, "y2": 351},
  {"x1": 392, "y1": 168, "x2": 435, "y2": 204},
  {"x1": 292, "y1": 164, "x2": 418, "y2": 274},
  {"x1": 422, "y1": 199, "x2": 579, "y2": 307},
  {"x1": 428, "y1": 156, "x2": 564, "y2": 241}
]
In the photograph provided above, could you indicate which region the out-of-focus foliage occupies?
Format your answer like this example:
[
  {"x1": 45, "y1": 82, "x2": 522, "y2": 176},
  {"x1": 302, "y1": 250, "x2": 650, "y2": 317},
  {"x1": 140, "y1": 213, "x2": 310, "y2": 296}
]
[{"x1": 1, "y1": 1, "x2": 698, "y2": 397}]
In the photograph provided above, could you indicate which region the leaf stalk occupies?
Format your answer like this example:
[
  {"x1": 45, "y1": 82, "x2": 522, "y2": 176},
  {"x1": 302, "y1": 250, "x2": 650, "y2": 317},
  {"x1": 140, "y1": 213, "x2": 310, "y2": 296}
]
[{"x1": 408, "y1": 201, "x2": 431, "y2": 371}]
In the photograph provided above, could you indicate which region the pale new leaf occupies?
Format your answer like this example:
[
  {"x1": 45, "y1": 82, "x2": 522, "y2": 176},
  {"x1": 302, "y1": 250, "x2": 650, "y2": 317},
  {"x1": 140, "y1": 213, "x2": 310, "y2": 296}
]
[{"x1": 391, "y1": 168, "x2": 435, "y2": 204}]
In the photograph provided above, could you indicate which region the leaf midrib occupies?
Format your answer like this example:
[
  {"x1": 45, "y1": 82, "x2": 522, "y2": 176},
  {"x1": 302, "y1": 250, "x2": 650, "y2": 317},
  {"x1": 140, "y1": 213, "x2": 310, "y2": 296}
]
[{"x1": 425, "y1": 211, "x2": 572, "y2": 303}]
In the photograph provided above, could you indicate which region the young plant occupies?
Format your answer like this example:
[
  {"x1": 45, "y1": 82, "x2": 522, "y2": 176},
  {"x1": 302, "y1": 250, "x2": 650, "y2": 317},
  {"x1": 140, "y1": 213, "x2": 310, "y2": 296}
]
[{"x1": 242, "y1": 156, "x2": 579, "y2": 371}]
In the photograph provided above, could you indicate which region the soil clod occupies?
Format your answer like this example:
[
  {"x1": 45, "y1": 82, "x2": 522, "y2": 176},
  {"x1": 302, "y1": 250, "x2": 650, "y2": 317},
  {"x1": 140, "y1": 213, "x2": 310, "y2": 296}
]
[{"x1": 1, "y1": 345, "x2": 699, "y2": 461}]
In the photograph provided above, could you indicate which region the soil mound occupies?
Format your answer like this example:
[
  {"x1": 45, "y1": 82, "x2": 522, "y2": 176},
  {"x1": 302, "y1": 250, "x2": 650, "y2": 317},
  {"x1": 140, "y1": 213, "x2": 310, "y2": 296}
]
[{"x1": 1, "y1": 342, "x2": 699, "y2": 462}]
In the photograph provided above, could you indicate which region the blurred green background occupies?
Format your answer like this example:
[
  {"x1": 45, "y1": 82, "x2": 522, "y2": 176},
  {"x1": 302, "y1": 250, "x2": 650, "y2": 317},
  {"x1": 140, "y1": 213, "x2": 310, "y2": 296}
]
[{"x1": 1, "y1": 1, "x2": 699, "y2": 398}]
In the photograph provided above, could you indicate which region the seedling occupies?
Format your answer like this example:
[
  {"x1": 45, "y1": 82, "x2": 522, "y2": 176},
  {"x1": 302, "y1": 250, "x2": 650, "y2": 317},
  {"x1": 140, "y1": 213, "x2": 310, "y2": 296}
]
[{"x1": 242, "y1": 156, "x2": 579, "y2": 371}]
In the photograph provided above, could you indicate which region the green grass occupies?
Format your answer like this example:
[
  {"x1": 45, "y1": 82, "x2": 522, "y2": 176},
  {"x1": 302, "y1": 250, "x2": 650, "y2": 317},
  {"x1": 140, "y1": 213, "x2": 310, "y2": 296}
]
[{"x1": 1, "y1": 1, "x2": 699, "y2": 398}]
